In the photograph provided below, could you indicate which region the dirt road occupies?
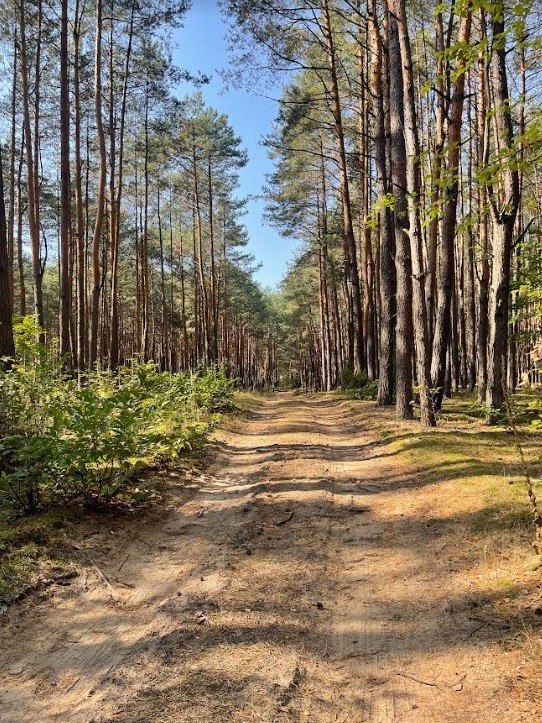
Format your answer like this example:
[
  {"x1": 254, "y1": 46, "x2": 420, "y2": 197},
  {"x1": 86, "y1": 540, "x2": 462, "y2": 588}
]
[{"x1": 0, "y1": 393, "x2": 537, "y2": 722}]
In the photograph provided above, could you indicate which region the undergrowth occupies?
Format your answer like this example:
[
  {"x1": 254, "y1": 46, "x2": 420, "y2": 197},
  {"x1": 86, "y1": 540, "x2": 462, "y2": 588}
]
[
  {"x1": 0, "y1": 318, "x2": 234, "y2": 599},
  {"x1": 339, "y1": 365, "x2": 378, "y2": 400}
]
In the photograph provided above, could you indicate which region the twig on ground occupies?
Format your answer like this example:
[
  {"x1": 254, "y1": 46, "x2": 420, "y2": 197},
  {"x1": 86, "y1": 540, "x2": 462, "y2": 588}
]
[
  {"x1": 462, "y1": 622, "x2": 488, "y2": 641},
  {"x1": 85, "y1": 554, "x2": 117, "y2": 596},
  {"x1": 396, "y1": 671, "x2": 439, "y2": 688},
  {"x1": 396, "y1": 671, "x2": 467, "y2": 691},
  {"x1": 117, "y1": 554, "x2": 130, "y2": 572},
  {"x1": 275, "y1": 510, "x2": 294, "y2": 526},
  {"x1": 110, "y1": 578, "x2": 135, "y2": 589}
]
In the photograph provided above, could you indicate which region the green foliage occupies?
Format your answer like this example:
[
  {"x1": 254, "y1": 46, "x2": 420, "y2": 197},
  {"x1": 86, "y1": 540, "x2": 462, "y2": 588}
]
[
  {"x1": 339, "y1": 366, "x2": 378, "y2": 400},
  {"x1": 340, "y1": 365, "x2": 368, "y2": 391},
  {"x1": 188, "y1": 365, "x2": 235, "y2": 412},
  {"x1": 0, "y1": 324, "x2": 233, "y2": 513}
]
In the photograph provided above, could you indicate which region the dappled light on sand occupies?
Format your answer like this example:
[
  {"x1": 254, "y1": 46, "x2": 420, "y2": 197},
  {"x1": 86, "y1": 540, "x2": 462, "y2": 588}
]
[{"x1": 0, "y1": 393, "x2": 540, "y2": 722}]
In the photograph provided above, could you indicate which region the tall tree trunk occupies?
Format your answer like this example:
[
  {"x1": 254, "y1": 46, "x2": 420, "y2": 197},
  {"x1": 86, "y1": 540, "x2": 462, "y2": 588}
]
[
  {"x1": 430, "y1": 8, "x2": 472, "y2": 409},
  {"x1": 321, "y1": 0, "x2": 363, "y2": 373},
  {"x1": 109, "y1": 0, "x2": 135, "y2": 369},
  {"x1": 485, "y1": 4, "x2": 520, "y2": 418},
  {"x1": 0, "y1": 145, "x2": 15, "y2": 360},
  {"x1": 19, "y1": 0, "x2": 44, "y2": 335},
  {"x1": 74, "y1": 0, "x2": 86, "y2": 370},
  {"x1": 464, "y1": 79, "x2": 477, "y2": 391},
  {"x1": 425, "y1": 8, "x2": 446, "y2": 335},
  {"x1": 7, "y1": 27, "x2": 17, "y2": 309},
  {"x1": 369, "y1": 0, "x2": 395, "y2": 405},
  {"x1": 193, "y1": 141, "x2": 210, "y2": 363},
  {"x1": 391, "y1": 0, "x2": 436, "y2": 426},
  {"x1": 90, "y1": 0, "x2": 107, "y2": 368},
  {"x1": 387, "y1": 8, "x2": 413, "y2": 419},
  {"x1": 208, "y1": 154, "x2": 219, "y2": 363},
  {"x1": 59, "y1": 0, "x2": 72, "y2": 364},
  {"x1": 16, "y1": 136, "x2": 26, "y2": 317},
  {"x1": 141, "y1": 93, "x2": 152, "y2": 360},
  {"x1": 476, "y1": 15, "x2": 490, "y2": 402}
]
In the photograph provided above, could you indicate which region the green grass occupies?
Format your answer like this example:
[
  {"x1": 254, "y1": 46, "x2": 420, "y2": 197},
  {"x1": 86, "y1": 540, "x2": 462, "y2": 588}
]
[{"x1": 348, "y1": 389, "x2": 542, "y2": 558}]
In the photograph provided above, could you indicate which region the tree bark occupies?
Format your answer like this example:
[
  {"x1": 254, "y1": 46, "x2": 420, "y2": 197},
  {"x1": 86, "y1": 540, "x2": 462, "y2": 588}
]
[
  {"x1": 430, "y1": 8, "x2": 472, "y2": 409},
  {"x1": 391, "y1": 0, "x2": 436, "y2": 426},
  {"x1": 19, "y1": 0, "x2": 44, "y2": 335},
  {"x1": 485, "y1": 4, "x2": 520, "y2": 418},
  {"x1": 369, "y1": 0, "x2": 395, "y2": 405},
  {"x1": 59, "y1": 0, "x2": 72, "y2": 365},
  {"x1": 73, "y1": 0, "x2": 86, "y2": 370},
  {"x1": 321, "y1": 0, "x2": 363, "y2": 373},
  {"x1": 90, "y1": 0, "x2": 107, "y2": 368},
  {"x1": 0, "y1": 144, "x2": 15, "y2": 360},
  {"x1": 387, "y1": 7, "x2": 413, "y2": 419}
]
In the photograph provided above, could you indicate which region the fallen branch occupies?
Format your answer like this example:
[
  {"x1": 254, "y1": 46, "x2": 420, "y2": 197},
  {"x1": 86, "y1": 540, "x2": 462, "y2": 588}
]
[{"x1": 110, "y1": 578, "x2": 135, "y2": 589}]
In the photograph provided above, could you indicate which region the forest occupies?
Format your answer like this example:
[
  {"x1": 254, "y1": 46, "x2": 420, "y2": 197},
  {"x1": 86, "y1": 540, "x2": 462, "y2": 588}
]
[
  {"x1": 0, "y1": 0, "x2": 541, "y2": 419},
  {"x1": 1, "y1": 1, "x2": 542, "y2": 721}
]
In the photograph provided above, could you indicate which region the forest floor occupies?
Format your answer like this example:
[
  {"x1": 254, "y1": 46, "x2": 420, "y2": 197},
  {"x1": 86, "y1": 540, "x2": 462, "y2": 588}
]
[{"x1": 0, "y1": 391, "x2": 541, "y2": 722}]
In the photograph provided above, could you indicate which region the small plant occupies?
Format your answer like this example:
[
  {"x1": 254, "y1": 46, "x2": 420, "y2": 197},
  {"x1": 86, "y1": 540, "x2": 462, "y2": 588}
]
[{"x1": 339, "y1": 365, "x2": 377, "y2": 400}]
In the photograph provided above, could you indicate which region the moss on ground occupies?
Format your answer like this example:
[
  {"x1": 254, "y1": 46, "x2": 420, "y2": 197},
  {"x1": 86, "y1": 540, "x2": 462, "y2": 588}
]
[{"x1": 0, "y1": 508, "x2": 82, "y2": 601}]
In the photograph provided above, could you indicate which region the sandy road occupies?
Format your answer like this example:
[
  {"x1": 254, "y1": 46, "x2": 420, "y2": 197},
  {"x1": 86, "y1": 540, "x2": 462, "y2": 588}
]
[{"x1": 0, "y1": 393, "x2": 537, "y2": 722}]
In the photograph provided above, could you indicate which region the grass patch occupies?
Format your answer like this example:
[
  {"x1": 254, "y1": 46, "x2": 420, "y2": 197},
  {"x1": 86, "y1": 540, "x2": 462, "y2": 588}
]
[
  {"x1": 349, "y1": 390, "x2": 542, "y2": 554},
  {"x1": 0, "y1": 546, "x2": 40, "y2": 599},
  {"x1": 0, "y1": 508, "x2": 83, "y2": 601}
]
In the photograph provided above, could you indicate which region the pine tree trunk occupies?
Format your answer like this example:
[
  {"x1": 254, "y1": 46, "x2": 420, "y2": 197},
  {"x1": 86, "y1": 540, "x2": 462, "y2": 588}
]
[
  {"x1": 73, "y1": 0, "x2": 86, "y2": 370},
  {"x1": 19, "y1": 0, "x2": 44, "y2": 335},
  {"x1": 369, "y1": 0, "x2": 395, "y2": 405},
  {"x1": 387, "y1": 8, "x2": 413, "y2": 420},
  {"x1": 485, "y1": 6, "x2": 520, "y2": 418},
  {"x1": 430, "y1": 9, "x2": 472, "y2": 409},
  {"x1": 59, "y1": 0, "x2": 72, "y2": 365},
  {"x1": 391, "y1": 0, "x2": 436, "y2": 426},
  {"x1": 321, "y1": 0, "x2": 363, "y2": 373},
  {"x1": 0, "y1": 146, "x2": 15, "y2": 360},
  {"x1": 90, "y1": 0, "x2": 107, "y2": 368}
]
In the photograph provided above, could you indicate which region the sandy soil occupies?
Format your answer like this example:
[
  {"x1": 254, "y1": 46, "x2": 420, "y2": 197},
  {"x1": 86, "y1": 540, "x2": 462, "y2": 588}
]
[{"x1": 0, "y1": 392, "x2": 539, "y2": 722}]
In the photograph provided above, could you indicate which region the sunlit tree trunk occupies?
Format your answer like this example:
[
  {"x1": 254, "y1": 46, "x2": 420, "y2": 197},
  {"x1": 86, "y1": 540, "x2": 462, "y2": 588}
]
[
  {"x1": 90, "y1": 0, "x2": 107, "y2": 368},
  {"x1": 430, "y1": 8, "x2": 472, "y2": 410},
  {"x1": 321, "y1": 0, "x2": 363, "y2": 373},
  {"x1": 19, "y1": 0, "x2": 44, "y2": 335},
  {"x1": 59, "y1": 0, "x2": 72, "y2": 364},
  {"x1": 391, "y1": 0, "x2": 436, "y2": 426},
  {"x1": 485, "y1": 3, "x2": 520, "y2": 418},
  {"x1": 369, "y1": 0, "x2": 395, "y2": 405},
  {"x1": 0, "y1": 145, "x2": 15, "y2": 360}
]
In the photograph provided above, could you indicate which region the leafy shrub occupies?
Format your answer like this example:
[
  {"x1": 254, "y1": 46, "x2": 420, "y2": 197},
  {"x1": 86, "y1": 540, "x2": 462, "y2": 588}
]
[
  {"x1": 188, "y1": 365, "x2": 235, "y2": 412},
  {"x1": 340, "y1": 364, "x2": 369, "y2": 391},
  {"x1": 339, "y1": 364, "x2": 377, "y2": 400},
  {"x1": 0, "y1": 319, "x2": 234, "y2": 513},
  {"x1": 350, "y1": 380, "x2": 379, "y2": 401}
]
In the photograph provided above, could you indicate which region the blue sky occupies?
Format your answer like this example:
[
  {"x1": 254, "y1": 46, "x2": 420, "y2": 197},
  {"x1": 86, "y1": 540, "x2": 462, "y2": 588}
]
[{"x1": 171, "y1": 0, "x2": 298, "y2": 288}]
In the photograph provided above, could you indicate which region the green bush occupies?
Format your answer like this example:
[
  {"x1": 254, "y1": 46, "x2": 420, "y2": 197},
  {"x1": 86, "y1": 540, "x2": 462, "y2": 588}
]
[
  {"x1": 340, "y1": 364, "x2": 369, "y2": 391},
  {"x1": 339, "y1": 364, "x2": 377, "y2": 400},
  {"x1": 0, "y1": 319, "x2": 234, "y2": 513},
  {"x1": 351, "y1": 380, "x2": 379, "y2": 400}
]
